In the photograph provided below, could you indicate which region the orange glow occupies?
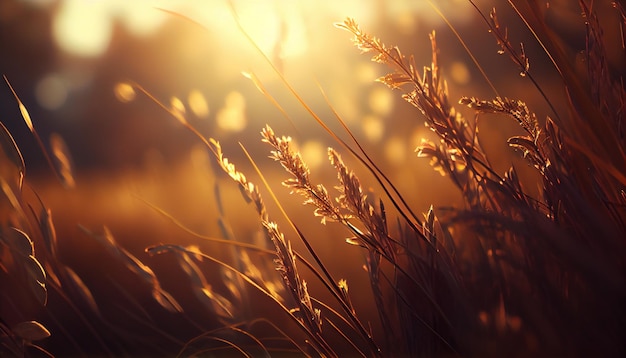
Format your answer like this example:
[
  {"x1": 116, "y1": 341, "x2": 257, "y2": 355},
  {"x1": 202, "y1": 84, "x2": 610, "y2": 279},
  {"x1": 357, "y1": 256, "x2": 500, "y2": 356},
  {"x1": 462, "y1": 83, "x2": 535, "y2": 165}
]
[{"x1": 52, "y1": 0, "x2": 112, "y2": 57}]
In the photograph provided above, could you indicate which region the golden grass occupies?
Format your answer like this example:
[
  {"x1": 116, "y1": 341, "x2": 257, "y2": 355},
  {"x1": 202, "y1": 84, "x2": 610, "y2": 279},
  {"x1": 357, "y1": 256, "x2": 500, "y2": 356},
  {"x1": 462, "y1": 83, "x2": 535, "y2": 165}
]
[{"x1": 1, "y1": 1, "x2": 625, "y2": 357}]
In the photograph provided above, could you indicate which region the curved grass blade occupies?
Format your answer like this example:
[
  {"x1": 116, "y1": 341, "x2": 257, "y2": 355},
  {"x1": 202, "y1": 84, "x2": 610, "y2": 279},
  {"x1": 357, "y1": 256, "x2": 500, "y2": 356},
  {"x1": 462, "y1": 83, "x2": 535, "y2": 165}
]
[
  {"x1": 179, "y1": 324, "x2": 271, "y2": 358},
  {"x1": 0, "y1": 121, "x2": 24, "y2": 189},
  {"x1": 79, "y1": 225, "x2": 183, "y2": 313},
  {"x1": 49, "y1": 133, "x2": 75, "y2": 189},
  {"x1": 11, "y1": 321, "x2": 50, "y2": 341},
  {"x1": 3, "y1": 76, "x2": 65, "y2": 186},
  {"x1": 62, "y1": 266, "x2": 101, "y2": 317}
]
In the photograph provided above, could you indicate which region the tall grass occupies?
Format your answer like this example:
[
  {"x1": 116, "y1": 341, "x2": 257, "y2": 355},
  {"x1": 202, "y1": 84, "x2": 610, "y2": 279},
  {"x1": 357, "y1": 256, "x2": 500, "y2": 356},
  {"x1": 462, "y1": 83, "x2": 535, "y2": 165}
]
[{"x1": 1, "y1": 1, "x2": 624, "y2": 357}]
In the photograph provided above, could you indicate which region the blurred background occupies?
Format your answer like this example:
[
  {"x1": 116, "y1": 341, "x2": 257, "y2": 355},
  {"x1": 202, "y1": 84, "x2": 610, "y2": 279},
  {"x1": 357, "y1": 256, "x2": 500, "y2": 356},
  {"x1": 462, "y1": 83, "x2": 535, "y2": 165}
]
[
  {"x1": 0, "y1": 0, "x2": 607, "y2": 268},
  {"x1": 1, "y1": 0, "x2": 497, "y2": 171}
]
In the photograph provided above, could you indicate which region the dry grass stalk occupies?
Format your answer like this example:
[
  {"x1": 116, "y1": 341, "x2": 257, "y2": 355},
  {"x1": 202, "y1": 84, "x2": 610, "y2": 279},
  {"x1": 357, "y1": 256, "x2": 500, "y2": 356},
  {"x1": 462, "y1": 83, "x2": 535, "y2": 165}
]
[
  {"x1": 261, "y1": 125, "x2": 342, "y2": 224},
  {"x1": 207, "y1": 134, "x2": 333, "y2": 356}
]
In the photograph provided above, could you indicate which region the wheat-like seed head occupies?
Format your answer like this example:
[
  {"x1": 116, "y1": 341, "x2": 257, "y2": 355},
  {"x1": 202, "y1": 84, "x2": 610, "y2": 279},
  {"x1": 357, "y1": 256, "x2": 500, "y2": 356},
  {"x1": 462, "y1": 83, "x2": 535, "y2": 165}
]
[
  {"x1": 209, "y1": 138, "x2": 268, "y2": 222},
  {"x1": 261, "y1": 125, "x2": 342, "y2": 224},
  {"x1": 328, "y1": 148, "x2": 392, "y2": 256},
  {"x1": 263, "y1": 221, "x2": 322, "y2": 335},
  {"x1": 460, "y1": 97, "x2": 540, "y2": 140},
  {"x1": 208, "y1": 131, "x2": 326, "y2": 340}
]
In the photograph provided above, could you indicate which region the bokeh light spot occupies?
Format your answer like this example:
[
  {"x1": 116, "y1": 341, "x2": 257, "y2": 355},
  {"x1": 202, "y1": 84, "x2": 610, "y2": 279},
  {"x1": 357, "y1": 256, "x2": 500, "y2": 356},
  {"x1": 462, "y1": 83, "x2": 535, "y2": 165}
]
[
  {"x1": 35, "y1": 73, "x2": 68, "y2": 110},
  {"x1": 362, "y1": 115, "x2": 384, "y2": 143},
  {"x1": 170, "y1": 96, "x2": 187, "y2": 124},
  {"x1": 384, "y1": 137, "x2": 406, "y2": 166},
  {"x1": 188, "y1": 90, "x2": 209, "y2": 119},
  {"x1": 369, "y1": 87, "x2": 394, "y2": 117},
  {"x1": 300, "y1": 140, "x2": 325, "y2": 170},
  {"x1": 217, "y1": 91, "x2": 247, "y2": 132},
  {"x1": 114, "y1": 82, "x2": 136, "y2": 103},
  {"x1": 356, "y1": 63, "x2": 378, "y2": 83},
  {"x1": 224, "y1": 91, "x2": 245, "y2": 109},
  {"x1": 170, "y1": 96, "x2": 186, "y2": 115},
  {"x1": 53, "y1": 0, "x2": 112, "y2": 57},
  {"x1": 397, "y1": 12, "x2": 417, "y2": 34},
  {"x1": 450, "y1": 61, "x2": 471, "y2": 85}
]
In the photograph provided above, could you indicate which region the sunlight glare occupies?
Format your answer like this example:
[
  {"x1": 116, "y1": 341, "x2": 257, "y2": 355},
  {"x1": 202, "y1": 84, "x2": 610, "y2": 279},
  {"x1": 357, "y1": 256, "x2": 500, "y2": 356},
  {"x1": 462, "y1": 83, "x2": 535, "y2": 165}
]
[
  {"x1": 230, "y1": 0, "x2": 309, "y2": 59},
  {"x1": 115, "y1": 1, "x2": 169, "y2": 37},
  {"x1": 52, "y1": 0, "x2": 172, "y2": 57},
  {"x1": 53, "y1": 0, "x2": 112, "y2": 57}
]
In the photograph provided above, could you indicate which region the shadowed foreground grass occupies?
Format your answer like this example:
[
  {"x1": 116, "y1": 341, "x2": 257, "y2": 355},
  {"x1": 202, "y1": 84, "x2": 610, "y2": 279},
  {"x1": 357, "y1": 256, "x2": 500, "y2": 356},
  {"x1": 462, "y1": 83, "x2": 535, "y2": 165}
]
[{"x1": 1, "y1": 1, "x2": 625, "y2": 357}]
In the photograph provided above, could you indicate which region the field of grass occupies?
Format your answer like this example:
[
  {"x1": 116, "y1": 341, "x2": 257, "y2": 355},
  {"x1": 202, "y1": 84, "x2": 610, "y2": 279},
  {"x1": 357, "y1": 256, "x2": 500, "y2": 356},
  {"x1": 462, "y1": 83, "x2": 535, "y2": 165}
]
[{"x1": 1, "y1": 1, "x2": 625, "y2": 357}]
